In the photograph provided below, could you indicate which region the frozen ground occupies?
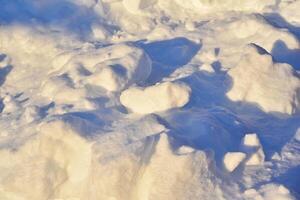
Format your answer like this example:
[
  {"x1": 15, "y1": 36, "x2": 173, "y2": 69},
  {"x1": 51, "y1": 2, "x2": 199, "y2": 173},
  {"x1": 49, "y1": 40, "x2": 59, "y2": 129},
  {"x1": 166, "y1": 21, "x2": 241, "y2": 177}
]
[{"x1": 0, "y1": 0, "x2": 300, "y2": 199}]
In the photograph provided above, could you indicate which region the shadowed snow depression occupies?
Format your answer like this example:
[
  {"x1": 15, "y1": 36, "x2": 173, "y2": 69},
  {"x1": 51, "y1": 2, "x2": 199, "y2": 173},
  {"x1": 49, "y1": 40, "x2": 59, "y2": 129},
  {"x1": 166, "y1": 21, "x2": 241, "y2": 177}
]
[{"x1": 0, "y1": 0, "x2": 300, "y2": 199}]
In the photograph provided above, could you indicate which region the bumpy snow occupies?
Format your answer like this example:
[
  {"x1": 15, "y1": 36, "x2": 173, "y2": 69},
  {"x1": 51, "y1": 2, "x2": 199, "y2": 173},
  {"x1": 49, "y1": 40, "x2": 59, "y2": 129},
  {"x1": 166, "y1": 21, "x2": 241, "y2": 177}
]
[{"x1": 0, "y1": 0, "x2": 300, "y2": 199}]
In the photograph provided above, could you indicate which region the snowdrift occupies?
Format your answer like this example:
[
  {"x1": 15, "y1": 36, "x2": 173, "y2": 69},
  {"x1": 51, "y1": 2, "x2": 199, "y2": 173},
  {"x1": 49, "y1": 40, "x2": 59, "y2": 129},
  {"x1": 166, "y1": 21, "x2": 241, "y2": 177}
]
[{"x1": 0, "y1": 0, "x2": 300, "y2": 199}]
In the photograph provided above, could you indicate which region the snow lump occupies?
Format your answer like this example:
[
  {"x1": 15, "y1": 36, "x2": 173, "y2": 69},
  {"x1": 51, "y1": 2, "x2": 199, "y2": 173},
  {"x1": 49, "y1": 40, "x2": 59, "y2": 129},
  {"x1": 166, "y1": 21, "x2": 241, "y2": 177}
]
[
  {"x1": 223, "y1": 152, "x2": 246, "y2": 172},
  {"x1": 227, "y1": 44, "x2": 300, "y2": 115},
  {"x1": 120, "y1": 81, "x2": 191, "y2": 114}
]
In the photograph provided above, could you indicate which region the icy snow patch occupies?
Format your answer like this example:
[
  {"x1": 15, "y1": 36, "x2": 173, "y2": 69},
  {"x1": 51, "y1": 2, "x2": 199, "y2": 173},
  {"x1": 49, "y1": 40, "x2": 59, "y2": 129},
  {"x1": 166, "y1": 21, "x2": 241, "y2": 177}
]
[
  {"x1": 120, "y1": 82, "x2": 191, "y2": 114},
  {"x1": 227, "y1": 44, "x2": 300, "y2": 115}
]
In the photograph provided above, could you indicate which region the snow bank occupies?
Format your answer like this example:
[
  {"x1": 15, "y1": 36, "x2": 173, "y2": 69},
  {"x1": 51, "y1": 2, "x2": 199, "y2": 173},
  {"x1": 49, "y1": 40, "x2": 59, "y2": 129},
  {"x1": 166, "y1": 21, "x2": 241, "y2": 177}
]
[
  {"x1": 223, "y1": 152, "x2": 246, "y2": 172},
  {"x1": 227, "y1": 44, "x2": 300, "y2": 115},
  {"x1": 1, "y1": 1, "x2": 299, "y2": 199},
  {"x1": 120, "y1": 82, "x2": 191, "y2": 114},
  {"x1": 0, "y1": 120, "x2": 222, "y2": 200}
]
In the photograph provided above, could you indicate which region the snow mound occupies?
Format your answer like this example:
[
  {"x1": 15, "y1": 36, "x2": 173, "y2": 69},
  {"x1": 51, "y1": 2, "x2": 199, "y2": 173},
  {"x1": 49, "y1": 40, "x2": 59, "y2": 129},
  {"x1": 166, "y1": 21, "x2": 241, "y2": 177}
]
[
  {"x1": 227, "y1": 44, "x2": 300, "y2": 115},
  {"x1": 200, "y1": 14, "x2": 300, "y2": 70},
  {"x1": 120, "y1": 82, "x2": 191, "y2": 114},
  {"x1": 51, "y1": 44, "x2": 152, "y2": 92},
  {"x1": 280, "y1": 1, "x2": 300, "y2": 26},
  {"x1": 128, "y1": 133, "x2": 223, "y2": 200},
  {"x1": 223, "y1": 152, "x2": 246, "y2": 172},
  {"x1": 0, "y1": 120, "x2": 222, "y2": 200},
  {"x1": 224, "y1": 15, "x2": 299, "y2": 51}
]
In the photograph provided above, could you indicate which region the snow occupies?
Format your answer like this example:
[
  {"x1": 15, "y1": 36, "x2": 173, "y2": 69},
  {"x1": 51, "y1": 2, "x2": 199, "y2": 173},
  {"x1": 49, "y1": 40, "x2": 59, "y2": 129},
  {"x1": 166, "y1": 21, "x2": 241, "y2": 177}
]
[
  {"x1": 177, "y1": 145, "x2": 196, "y2": 155},
  {"x1": 244, "y1": 184, "x2": 295, "y2": 200},
  {"x1": 0, "y1": 0, "x2": 300, "y2": 199},
  {"x1": 242, "y1": 133, "x2": 265, "y2": 166},
  {"x1": 280, "y1": 1, "x2": 300, "y2": 26},
  {"x1": 223, "y1": 152, "x2": 246, "y2": 172},
  {"x1": 227, "y1": 44, "x2": 300, "y2": 115},
  {"x1": 242, "y1": 133, "x2": 262, "y2": 147},
  {"x1": 123, "y1": 0, "x2": 157, "y2": 14},
  {"x1": 120, "y1": 81, "x2": 191, "y2": 114},
  {"x1": 1, "y1": 95, "x2": 20, "y2": 114},
  {"x1": 245, "y1": 148, "x2": 265, "y2": 166}
]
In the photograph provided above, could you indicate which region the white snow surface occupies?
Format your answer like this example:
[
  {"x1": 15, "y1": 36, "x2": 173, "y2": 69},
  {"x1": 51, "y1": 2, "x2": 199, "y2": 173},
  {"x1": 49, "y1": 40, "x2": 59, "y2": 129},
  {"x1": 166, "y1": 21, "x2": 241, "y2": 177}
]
[{"x1": 0, "y1": 0, "x2": 300, "y2": 200}]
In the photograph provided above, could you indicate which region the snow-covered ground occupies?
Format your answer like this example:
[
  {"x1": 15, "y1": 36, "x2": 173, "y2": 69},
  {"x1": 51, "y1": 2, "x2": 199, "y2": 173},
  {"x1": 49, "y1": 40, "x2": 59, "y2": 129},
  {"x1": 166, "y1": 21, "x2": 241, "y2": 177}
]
[{"x1": 0, "y1": 0, "x2": 300, "y2": 199}]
